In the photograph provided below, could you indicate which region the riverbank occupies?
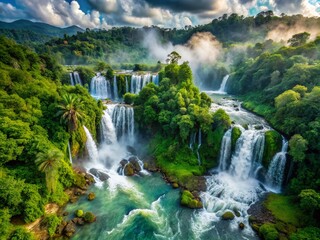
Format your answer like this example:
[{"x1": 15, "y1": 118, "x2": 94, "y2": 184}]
[{"x1": 21, "y1": 168, "x2": 95, "y2": 239}]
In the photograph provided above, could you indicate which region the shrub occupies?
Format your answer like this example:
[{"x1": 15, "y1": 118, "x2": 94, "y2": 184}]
[{"x1": 83, "y1": 212, "x2": 96, "y2": 223}]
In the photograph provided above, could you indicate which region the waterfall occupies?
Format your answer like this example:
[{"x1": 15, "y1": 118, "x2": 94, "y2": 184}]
[
  {"x1": 217, "y1": 75, "x2": 229, "y2": 93},
  {"x1": 266, "y1": 139, "x2": 288, "y2": 192},
  {"x1": 107, "y1": 104, "x2": 135, "y2": 144},
  {"x1": 218, "y1": 129, "x2": 232, "y2": 171},
  {"x1": 113, "y1": 76, "x2": 119, "y2": 100},
  {"x1": 83, "y1": 126, "x2": 99, "y2": 164},
  {"x1": 68, "y1": 141, "x2": 73, "y2": 164},
  {"x1": 130, "y1": 73, "x2": 158, "y2": 94},
  {"x1": 125, "y1": 77, "x2": 129, "y2": 93},
  {"x1": 100, "y1": 109, "x2": 117, "y2": 145},
  {"x1": 229, "y1": 129, "x2": 265, "y2": 180},
  {"x1": 152, "y1": 74, "x2": 159, "y2": 85},
  {"x1": 69, "y1": 73, "x2": 75, "y2": 86},
  {"x1": 189, "y1": 132, "x2": 197, "y2": 149},
  {"x1": 73, "y1": 71, "x2": 82, "y2": 85},
  {"x1": 90, "y1": 73, "x2": 112, "y2": 99},
  {"x1": 196, "y1": 129, "x2": 202, "y2": 165}
]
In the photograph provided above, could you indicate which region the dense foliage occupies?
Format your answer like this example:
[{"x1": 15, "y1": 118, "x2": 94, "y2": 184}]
[
  {"x1": 0, "y1": 37, "x2": 102, "y2": 238},
  {"x1": 133, "y1": 60, "x2": 230, "y2": 187}
]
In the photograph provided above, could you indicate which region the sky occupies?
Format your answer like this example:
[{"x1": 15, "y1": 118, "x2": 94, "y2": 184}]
[{"x1": 0, "y1": 0, "x2": 319, "y2": 29}]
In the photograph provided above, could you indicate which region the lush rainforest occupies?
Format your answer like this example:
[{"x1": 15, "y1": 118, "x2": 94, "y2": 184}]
[{"x1": 0, "y1": 10, "x2": 320, "y2": 240}]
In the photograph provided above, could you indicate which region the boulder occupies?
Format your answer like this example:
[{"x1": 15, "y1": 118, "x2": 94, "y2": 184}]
[
  {"x1": 180, "y1": 190, "x2": 203, "y2": 209},
  {"x1": 221, "y1": 211, "x2": 235, "y2": 220},
  {"x1": 239, "y1": 222, "x2": 245, "y2": 230},
  {"x1": 172, "y1": 182, "x2": 179, "y2": 188},
  {"x1": 124, "y1": 163, "x2": 135, "y2": 176},
  {"x1": 72, "y1": 217, "x2": 85, "y2": 226},
  {"x1": 120, "y1": 159, "x2": 128, "y2": 167},
  {"x1": 89, "y1": 168, "x2": 109, "y2": 181},
  {"x1": 128, "y1": 156, "x2": 142, "y2": 172},
  {"x1": 63, "y1": 221, "x2": 76, "y2": 237},
  {"x1": 83, "y1": 212, "x2": 96, "y2": 223},
  {"x1": 88, "y1": 192, "x2": 96, "y2": 201},
  {"x1": 56, "y1": 221, "x2": 67, "y2": 235}
]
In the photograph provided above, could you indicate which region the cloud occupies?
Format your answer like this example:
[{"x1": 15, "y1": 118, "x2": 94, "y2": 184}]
[
  {"x1": 1, "y1": 0, "x2": 108, "y2": 29},
  {"x1": 0, "y1": 3, "x2": 26, "y2": 21},
  {"x1": 0, "y1": 0, "x2": 319, "y2": 29}
]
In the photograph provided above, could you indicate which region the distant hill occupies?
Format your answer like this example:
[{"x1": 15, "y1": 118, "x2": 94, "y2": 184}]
[{"x1": 0, "y1": 19, "x2": 84, "y2": 43}]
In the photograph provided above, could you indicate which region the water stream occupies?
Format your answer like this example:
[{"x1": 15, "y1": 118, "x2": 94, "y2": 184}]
[{"x1": 68, "y1": 92, "x2": 288, "y2": 240}]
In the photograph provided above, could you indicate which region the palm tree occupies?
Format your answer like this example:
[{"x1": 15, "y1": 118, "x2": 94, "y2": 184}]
[
  {"x1": 57, "y1": 94, "x2": 85, "y2": 133},
  {"x1": 35, "y1": 149, "x2": 63, "y2": 193}
]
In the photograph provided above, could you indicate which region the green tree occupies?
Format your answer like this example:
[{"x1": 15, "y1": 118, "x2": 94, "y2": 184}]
[
  {"x1": 57, "y1": 94, "x2": 85, "y2": 133},
  {"x1": 289, "y1": 134, "x2": 308, "y2": 162},
  {"x1": 0, "y1": 209, "x2": 12, "y2": 239},
  {"x1": 275, "y1": 90, "x2": 300, "y2": 109},
  {"x1": 166, "y1": 51, "x2": 181, "y2": 64},
  {"x1": 35, "y1": 149, "x2": 63, "y2": 193},
  {"x1": 299, "y1": 189, "x2": 320, "y2": 216},
  {"x1": 288, "y1": 32, "x2": 311, "y2": 47}
]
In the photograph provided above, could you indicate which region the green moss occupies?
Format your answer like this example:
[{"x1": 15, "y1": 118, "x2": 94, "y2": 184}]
[
  {"x1": 83, "y1": 212, "x2": 96, "y2": 223},
  {"x1": 150, "y1": 135, "x2": 204, "y2": 190},
  {"x1": 231, "y1": 127, "x2": 242, "y2": 152},
  {"x1": 75, "y1": 209, "x2": 84, "y2": 218},
  {"x1": 180, "y1": 190, "x2": 202, "y2": 209},
  {"x1": 263, "y1": 130, "x2": 282, "y2": 168},
  {"x1": 201, "y1": 126, "x2": 226, "y2": 169},
  {"x1": 221, "y1": 211, "x2": 235, "y2": 220},
  {"x1": 265, "y1": 194, "x2": 304, "y2": 227},
  {"x1": 260, "y1": 223, "x2": 279, "y2": 240}
]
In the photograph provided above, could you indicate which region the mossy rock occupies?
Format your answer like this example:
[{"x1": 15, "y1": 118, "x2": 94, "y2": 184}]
[
  {"x1": 221, "y1": 211, "x2": 235, "y2": 220},
  {"x1": 239, "y1": 222, "x2": 245, "y2": 230},
  {"x1": 259, "y1": 223, "x2": 279, "y2": 240},
  {"x1": 172, "y1": 182, "x2": 179, "y2": 188},
  {"x1": 231, "y1": 127, "x2": 242, "y2": 152},
  {"x1": 88, "y1": 192, "x2": 96, "y2": 201},
  {"x1": 262, "y1": 130, "x2": 282, "y2": 169},
  {"x1": 124, "y1": 163, "x2": 135, "y2": 176},
  {"x1": 180, "y1": 190, "x2": 203, "y2": 209},
  {"x1": 83, "y1": 212, "x2": 96, "y2": 223},
  {"x1": 75, "y1": 209, "x2": 84, "y2": 217}
]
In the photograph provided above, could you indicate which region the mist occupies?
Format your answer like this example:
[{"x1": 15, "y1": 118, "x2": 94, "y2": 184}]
[
  {"x1": 143, "y1": 31, "x2": 223, "y2": 86},
  {"x1": 266, "y1": 23, "x2": 320, "y2": 44}
]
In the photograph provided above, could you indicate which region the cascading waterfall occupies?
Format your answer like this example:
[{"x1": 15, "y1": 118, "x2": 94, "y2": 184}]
[
  {"x1": 83, "y1": 126, "x2": 99, "y2": 164},
  {"x1": 113, "y1": 76, "x2": 119, "y2": 100},
  {"x1": 266, "y1": 139, "x2": 288, "y2": 192},
  {"x1": 125, "y1": 77, "x2": 129, "y2": 93},
  {"x1": 130, "y1": 73, "x2": 159, "y2": 94},
  {"x1": 68, "y1": 141, "x2": 73, "y2": 164},
  {"x1": 69, "y1": 72, "x2": 75, "y2": 86},
  {"x1": 189, "y1": 129, "x2": 202, "y2": 164},
  {"x1": 107, "y1": 104, "x2": 135, "y2": 144},
  {"x1": 90, "y1": 73, "x2": 112, "y2": 99},
  {"x1": 196, "y1": 129, "x2": 202, "y2": 165},
  {"x1": 218, "y1": 128, "x2": 232, "y2": 171},
  {"x1": 217, "y1": 75, "x2": 229, "y2": 93},
  {"x1": 152, "y1": 74, "x2": 159, "y2": 85},
  {"x1": 69, "y1": 72, "x2": 82, "y2": 86},
  {"x1": 73, "y1": 71, "x2": 82, "y2": 85},
  {"x1": 229, "y1": 127, "x2": 266, "y2": 180},
  {"x1": 100, "y1": 109, "x2": 117, "y2": 145}
]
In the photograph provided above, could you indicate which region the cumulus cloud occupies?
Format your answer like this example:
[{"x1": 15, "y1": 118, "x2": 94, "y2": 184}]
[
  {"x1": 0, "y1": 0, "x2": 319, "y2": 28},
  {"x1": 0, "y1": 3, "x2": 26, "y2": 21},
  {"x1": 1, "y1": 0, "x2": 107, "y2": 28}
]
